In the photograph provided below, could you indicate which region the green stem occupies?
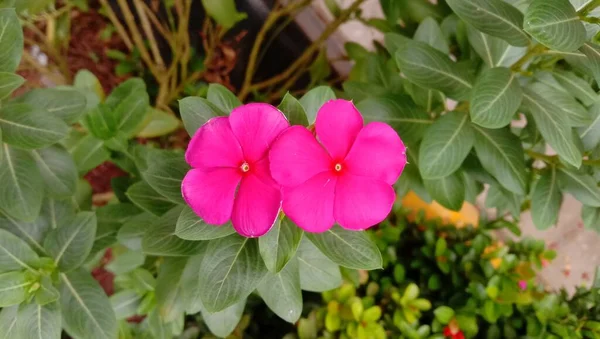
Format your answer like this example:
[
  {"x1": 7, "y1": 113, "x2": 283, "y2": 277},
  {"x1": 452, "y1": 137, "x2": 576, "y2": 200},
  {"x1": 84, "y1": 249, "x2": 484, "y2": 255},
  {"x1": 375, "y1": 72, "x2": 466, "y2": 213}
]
[
  {"x1": 511, "y1": 44, "x2": 547, "y2": 71},
  {"x1": 578, "y1": 0, "x2": 600, "y2": 16},
  {"x1": 525, "y1": 150, "x2": 557, "y2": 164}
]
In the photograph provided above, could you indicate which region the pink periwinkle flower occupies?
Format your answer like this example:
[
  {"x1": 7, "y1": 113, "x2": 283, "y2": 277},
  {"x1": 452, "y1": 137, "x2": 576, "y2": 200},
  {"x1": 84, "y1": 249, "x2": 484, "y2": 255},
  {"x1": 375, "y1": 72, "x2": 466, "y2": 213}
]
[
  {"x1": 518, "y1": 280, "x2": 527, "y2": 291},
  {"x1": 182, "y1": 103, "x2": 289, "y2": 237},
  {"x1": 269, "y1": 99, "x2": 406, "y2": 232}
]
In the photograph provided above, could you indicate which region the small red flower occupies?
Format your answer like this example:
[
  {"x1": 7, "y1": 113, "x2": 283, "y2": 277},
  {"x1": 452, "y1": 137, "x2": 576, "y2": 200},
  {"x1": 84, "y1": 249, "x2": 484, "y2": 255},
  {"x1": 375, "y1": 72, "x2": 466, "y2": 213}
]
[{"x1": 444, "y1": 323, "x2": 465, "y2": 339}]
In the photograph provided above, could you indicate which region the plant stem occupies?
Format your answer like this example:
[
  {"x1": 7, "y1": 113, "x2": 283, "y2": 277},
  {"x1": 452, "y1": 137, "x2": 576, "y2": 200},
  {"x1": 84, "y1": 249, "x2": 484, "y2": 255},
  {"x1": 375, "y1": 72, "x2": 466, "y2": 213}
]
[
  {"x1": 525, "y1": 150, "x2": 557, "y2": 164},
  {"x1": 133, "y1": 0, "x2": 165, "y2": 69},
  {"x1": 98, "y1": 0, "x2": 133, "y2": 50},
  {"x1": 578, "y1": 0, "x2": 600, "y2": 16},
  {"x1": 511, "y1": 44, "x2": 547, "y2": 71}
]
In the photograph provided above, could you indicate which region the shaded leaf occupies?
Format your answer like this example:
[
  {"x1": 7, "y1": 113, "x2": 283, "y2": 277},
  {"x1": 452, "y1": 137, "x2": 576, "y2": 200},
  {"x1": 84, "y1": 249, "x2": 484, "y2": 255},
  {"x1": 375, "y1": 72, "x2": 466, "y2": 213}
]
[
  {"x1": 31, "y1": 145, "x2": 77, "y2": 198},
  {"x1": 257, "y1": 256, "x2": 302, "y2": 323},
  {"x1": 126, "y1": 181, "x2": 176, "y2": 216},
  {"x1": 142, "y1": 206, "x2": 206, "y2": 256},
  {"x1": 466, "y1": 26, "x2": 527, "y2": 68},
  {"x1": 0, "y1": 145, "x2": 43, "y2": 221},
  {"x1": 0, "y1": 72, "x2": 24, "y2": 99},
  {"x1": 0, "y1": 9, "x2": 23, "y2": 72},
  {"x1": 524, "y1": 0, "x2": 585, "y2": 52},
  {"x1": 423, "y1": 171, "x2": 465, "y2": 211},
  {"x1": 531, "y1": 168, "x2": 561, "y2": 230},
  {"x1": 259, "y1": 217, "x2": 303, "y2": 273},
  {"x1": 296, "y1": 237, "x2": 342, "y2": 292},
  {"x1": 178, "y1": 97, "x2": 225, "y2": 137},
  {"x1": 414, "y1": 17, "x2": 449, "y2": 54},
  {"x1": 17, "y1": 88, "x2": 87, "y2": 124},
  {"x1": 16, "y1": 301, "x2": 61, "y2": 339},
  {"x1": 175, "y1": 206, "x2": 235, "y2": 241},
  {"x1": 44, "y1": 212, "x2": 96, "y2": 272},
  {"x1": 470, "y1": 67, "x2": 522, "y2": 128},
  {"x1": 207, "y1": 83, "x2": 241, "y2": 113},
  {"x1": 104, "y1": 78, "x2": 149, "y2": 136},
  {"x1": 0, "y1": 103, "x2": 69, "y2": 149},
  {"x1": 278, "y1": 92, "x2": 309, "y2": 126},
  {"x1": 557, "y1": 167, "x2": 600, "y2": 207}
]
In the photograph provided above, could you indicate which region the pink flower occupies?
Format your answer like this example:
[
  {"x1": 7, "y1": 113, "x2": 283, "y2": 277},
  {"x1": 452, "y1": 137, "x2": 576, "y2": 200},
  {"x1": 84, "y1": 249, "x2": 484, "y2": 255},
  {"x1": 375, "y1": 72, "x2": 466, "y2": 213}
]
[
  {"x1": 269, "y1": 99, "x2": 406, "y2": 232},
  {"x1": 518, "y1": 280, "x2": 527, "y2": 291},
  {"x1": 182, "y1": 103, "x2": 289, "y2": 237}
]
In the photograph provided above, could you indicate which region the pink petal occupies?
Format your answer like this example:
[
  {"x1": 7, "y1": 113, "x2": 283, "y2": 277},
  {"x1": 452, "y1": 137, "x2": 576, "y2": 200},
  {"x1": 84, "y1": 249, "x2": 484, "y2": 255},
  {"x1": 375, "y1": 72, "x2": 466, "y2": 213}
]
[
  {"x1": 185, "y1": 117, "x2": 244, "y2": 169},
  {"x1": 251, "y1": 156, "x2": 279, "y2": 189},
  {"x1": 269, "y1": 126, "x2": 332, "y2": 187},
  {"x1": 231, "y1": 173, "x2": 282, "y2": 237},
  {"x1": 344, "y1": 122, "x2": 407, "y2": 185},
  {"x1": 182, "y1": 168, "x2": 242, "y2": 225},
  {"x1": 334, "y1": 174, "x2": 395, "y2": 231},
  {"x1": 315, "y1": 99, "x2": 363, "y2": 160},
  {"x1": 229, "y1": 103, "x2": 290, "y2": 162},
  {"x1": 282, "y1": 172, "x2": 337, "y2": 233}
]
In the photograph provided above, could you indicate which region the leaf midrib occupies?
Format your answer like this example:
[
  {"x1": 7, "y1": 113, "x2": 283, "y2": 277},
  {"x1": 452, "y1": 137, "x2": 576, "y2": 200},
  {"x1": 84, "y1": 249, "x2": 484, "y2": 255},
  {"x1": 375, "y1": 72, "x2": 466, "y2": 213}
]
[
  {"x1": 61, "y1": 273, "x2": 110, "y2": 339},
  {"x1": 212, "y1": 239, "x2": 248, "y2": 309}
]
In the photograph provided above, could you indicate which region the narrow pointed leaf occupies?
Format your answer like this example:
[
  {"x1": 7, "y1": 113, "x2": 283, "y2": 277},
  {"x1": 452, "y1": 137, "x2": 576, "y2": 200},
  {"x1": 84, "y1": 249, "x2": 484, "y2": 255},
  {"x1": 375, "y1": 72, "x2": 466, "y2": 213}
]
[
  {"x1": 466, "y1": 26, "x2": 527, "y2": 68},
  {"x1": 557, "y1": 168, "x2": 600, "y2": 206},
  {"x1": 0, "y1": 103, "x2": 69, "y2": 149},
  {"x1": 257, "y1": 256, "x2": 302, "y2": 323},
  {"x1": 531, "y1": 168, "x2": 561, "y2": 230},
  {"x1": 529, "y1": 81, "x2": 590, "y2": 127},
  {"x1": 259, "y1": 217, "x2": 303, "y2": 273},
  {"x1": 578, "y1": 42, "x2": 600, "y2": 85},
  {"x1": 31, "y1": 145, "x2": 77, "y2": 198},
  {"x1": 296, "y1": 238, "x2": 342, "y2": 292},
  {"x1": 423, "y1": 171, "x2": 465, "y2": 211},
  {"x1": 579, "y1": 100, "x2": 600, "y2": 150},
  {"x1": 278, "y1": 92, "x2": 309, "y2": 126},
  {"x1": 44, "y1": 212, "x2": 96, "y2": 272},
  {"x1": 0, "y1": 145, "x2": 43, "y2": 221},
  {"x1": 524, "y1": 0, "x2": 585, "y2": 52},
  {"x1": 471, "y1": 67, "x2": 522, "y2": 128},
  {"x1": 553, "y1": 70, "x2": 597, "y2": 106},
  {"x1": 16, "y1": 302, "x2": 61, "y2": 339}
]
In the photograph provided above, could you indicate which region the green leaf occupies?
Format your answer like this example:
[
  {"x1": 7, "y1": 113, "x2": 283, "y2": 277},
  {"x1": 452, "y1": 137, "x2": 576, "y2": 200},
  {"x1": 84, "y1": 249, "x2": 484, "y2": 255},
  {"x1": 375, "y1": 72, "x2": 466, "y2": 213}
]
[
  {"x1": 198, "y1": 234, "x2": 267, "y2": 312},
  {"x1": 73, "y1": 70, "x2": 104, "y2": 111},
  {"x1": 110, "y1": 290, "x2": 141, "y2": 320},
  {"x1": 396, "y1": 41, "x2": 473, "y2": 100},
  {"x1": 106, "y1": 250, "x2": 144, "y2": 275},
  {"x1": 175, "y1": 206, "x2": 235, "y2": 241},
  {"x1": 296, "y1": 237, "x2": 342, "y2": 292},
  {"x1": 178, "y1": 96, "x2": 225, "y2": 136},
  {"x1": 0, "y1": 305, "x2": 18, "y2": 338},
  {"x1": 60, "y1": 270, "x2": 118, "y2": 339},
  {"x1": 257, "y1": 256, "x2": 302, "y2": 323},
  {"x1": 68, "y1": 134, "x2": 110, "y2": 175},
  {"x1": 414, "y1": 17, "x2": 449, "y2": 54},
  {"x1": 299, "y1": 86, "x2": 336, "y2": 123},
  {"x1": 470, "y1": 67, "x2": 522, "y2": 128},
  {"x1": 200, "y1": 299, "x2": 246, "y2": 338},
  {"x1": 557, "y1": 167, "x2": 600, "y2": 206},
  {"x1": 0, "y1": 145, "x2": 43, "y2": 221},
  {"x1": 35, "y1": 276, "x2": 59, "y2": 305},
  {"x1": 136, "y1": 108, "x2": 180, "y2": 138},
  {"x1": 155, "y1": 257, "x2": 187, "y2": 322},
  {"x1": 0, "y1": 103, "x2": 69, "y2": 149},
  {"x1": 466, "y1": 27, "x2": 527, "y2": 68},
  {"x1": 528, "y1": 81, "x2": 590, "y2": 127},
  {"x1": 579, "y1": 100, "x2": 600, "y2": 150},
  {"x1": 16, "y1": 88, "x2": 87, "y2": 124},
  {"x1": 0, "y1": 72, "x2": 24, "y2": 100},
  {"x1": 552, "y1": 70, "x2": 597, "y2": 107},
  {"x1": 521, "y1": 89, "x2": 583, "y2": 167},
  {"x1": 524, "y1": 0, "x2": 585, "y2": 52},
  {"x1": 486, "y1": 183, "x2": 522, "y2": 218},
  {"x1": 207, "y1": 83, "x2": 242, "y2": 113},
  {"x1": 577, "y1": 43, "x2": 600, "y2": 85},
  {"x1": 201, "y1": 0, "x2": 247, "y2": 29},
  {"x1": 44, "y1": 212, "x2": 96, "y2": 272},
  {"x1": 126, "y1": 181, "x2": 176, "y2": 216},
  {"x1": 0, "y1": 209, "x2": 49, "y2": 253},
  {"x1": 142, "y1": 150, "x2": 188, "y2": 204},
  {"x1": 16, "y1": 301, "x2": 61, "y2": 339},
  {"x1": 278, "y1": 92, "x2": 309, "y2": 126},
  {"x1": 82, "y1": 104, "x2": 118, "y2": 140},
  {"x1": 582, "y1": 205, "x2": 600, "y2": 232},
  {"x1": 446, "y1": 0, "x2": 529, "y2": 46},
  {"x1": 142, "y1": 206, "x2": 206, "y2": 256},
  {"x1": 31, "y1": 145, "x2": 77, "y2": 198},
  {"x1": 306, "y1": 226, "x2": 382, "y2": 270},
  {"x1": 531, "y1": 168, "x2": 561, "y2": 230},
  {"x1": 434, "y1": 306, "x2": 455, "y2": 324},
  {"x1": 419, "y1": 112, "x2": 474, "y2": 179},
  {"x1": 403, "y1": 80, "x2": 445, "y2": 112},
  {"x1": 117, "y1": 212, "x2": 155, "y2": 251},
  {"x1": 384, "y1": 32, "x2": 411, "y2": 56},
  {"x1": 472, "y1": 126, "x2": 527, "y2": 195},
  {"x1": 180, "y1": 248, "x2": 208, "y2": 313},
  {"x1": 0, "y1": 9, "x2": 23, "y2": 72},
  {"x1": 423, "y1": 171, "x2": 465, "y2": 211},
  {"x1": 259, "y1": 217, "x2": 303, "y2": 273},
  {"x1": 104, "y1": 78, "x2": 149, "y2": 136},
  {"x1": 0, "y1": 271, "x2": 28, "y2": 307}
]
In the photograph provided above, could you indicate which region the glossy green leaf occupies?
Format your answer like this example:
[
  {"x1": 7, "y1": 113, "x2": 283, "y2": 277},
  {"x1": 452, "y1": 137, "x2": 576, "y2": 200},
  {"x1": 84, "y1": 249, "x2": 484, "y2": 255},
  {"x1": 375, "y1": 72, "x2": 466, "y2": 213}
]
[
  {"x1": 137, "y1": 108, "x2": 180, "y2": 138},
  {"x1": 0, "y1": 305, "x2": 18, "y2": 338},
  {"x1": 299, "y1": 86, "x2": 336, "y2": 123},
  {"x1": 579, "y1": 100, "x2": 600, "y2": 150},
  {"x1": 0, "y1": 271, "x2": 28, "y2": 307},
  {"x1": 142, "y1": 206, "x2": 205, "y2": 256},
  {"x1": 31, "y1": 145, "x2": 77, "y2": 198},
  {"x1": 142, "y1": 149, "x2": 188, "y2": 204},
  {"x1": 306, "y1": 226, "x2": 381, "y2": 270},
  {"x1": 198, "y1": 234, "x2": 267, "y2": 312},
  {"x1": 0, "y1": 72, "x2": 24, "y2": 100},
  {"x1": 126, "y1": 181, "x2": 176, "y2": 216},
  {"x1": 296, "y1": 237, "x2": 342, "y2": 292},
  {"x1": 257, "y1": 256, "x2": 302, "y2": 323},
  {"x1": 557, "y1": 167, "x2": 600, "y2": 207},
  {"x1": 0, "y1": 103, "x2": 69, "y2": 149},
  {"x1": 470, "y1": 67, "x2": 522, "y2": 128},
  {"x1": 104, "y1": 78, "x2": 149, "y2": 136},
  {"x1": 16, "y1": 88, "x2": 87, "y2": 124},
  {"x1": 396, "y1": 41, "x2": 473, "y2": 100},
  {"x1": 110, "y1": 290, "x2": 141, "y2": 320},
  {"x1": 201, "y1": 0, "x2": 247, "y2": 29},
  {"x1": 419, "y1": 112, "x2": 474, "y2": 179},
  {"x1": 0, "y1": 145, "x2": 43, "y2": 221},
  {"x1": 466, "y1": 26, "x2": 527, "y2": 68},
  {"x1": 16, "y1": 301, "x2": 61, "y2": 339},
  {"x1": 0, "y1": 9, "x2": 22, "y2": 72},
  {"x1": 528, "y1": 81, "x2": 590, "y2": 127},
  {"x1": 531, "y1": 168, "x2": 561, "y2": 230},
  {"x1": 446, "y1": 0, "x2": 529, "y2": 46},
  {"x1": 44, "y1": 212, "x2": 96, "y2": 272},
  {"x1": 175, "y1": 206, "x2": 235, "y2": 241},
  {"x1": 472, "y1": 126, "x2": 527, "y2": 195},
  {"x1": 524, "y1": 0, "x2": 585, "y2": 52},
  {"x1": 200, "y1": 299, "x2": 246, "y2": 338},
  {"x1": 178, "y1": 96, "x2": 225, "y2": 137},
  {"x1": 68, "y1": 134, "x2": 110, "y2": 175},
  {"x1": 83, "y1": 104, "x2": 118, "y2": 140},
  {"x1": 155, "y1": 257, "x2": 187, "y2": 322},
  {"x1": 278, "y1": 92, "x2": 309, "y2": 126},
  {"x1": 423, "y1": 171, "x2": 465, "y2": 211},
  {"x1": 521, "y1": 89, "x2": 583, "y2": 167},
  {"x1": 259, "y1": 217, "x2": 303, "y2": 273},
  {"x1": 207, "y1": 83, "x2": 242, "y2": 113},
  {"x1": 60, "y1": 270, "x2": 118, "y2": 339},
  {"x1": 552, "y1": 70, "x2": 597, "y2": 106},
  {"x1": 414, "y1": 17, "x2": 449, "y2": 54}
]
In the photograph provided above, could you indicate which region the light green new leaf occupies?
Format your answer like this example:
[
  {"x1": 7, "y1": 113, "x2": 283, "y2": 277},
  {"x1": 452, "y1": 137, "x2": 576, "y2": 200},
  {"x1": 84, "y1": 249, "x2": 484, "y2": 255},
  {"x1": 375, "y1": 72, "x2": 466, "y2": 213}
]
[
  {"x1": 305, "y1": 226, "x2": 382, "y2": 270},
  {"x1": 83, "y1": 105, "x2": 118, "y2": 140},
  {"x1": 142, "y1": 206, "x2": 205, "y2": 256},
  {"x1": 446, "y1": 0, "x2": 529, "y2": 46},
  {"x1": 110, "y1": 290, "x2": 141, "y2": 320},
  {"x1": 126, "y1": 181, "x2": 176, "y2": 216},
  {"x1": 31, "y1": 145, "x2": 77, "y2": 198},
  {"x1": 69, "y1": 134, "x2": 110, "y2": 175},
  {"x1": 396, "y1": 41, "x2": 473, "y2": 100},
  {"x1": 259, "y1": 217, "x2": 303, "y2": 273},
  {"x1": 296, "y1": 238, "x2": 342, "y2": 292},
  {"x1": 44, "y1": 212, "x2": 96, "y2": 272},
  {"x1": 0, "y1": 103, "x2": 69, "y2": 149},
  {"x1": 470, "y1": 67, "x2": 522, "y2": 128},
  {"x1": 35, "y1": 276, "x2": 59, "y2": 305},
  {"x1": 104, "y1": 78, "x2": 149, "y2": 136},
  {"x1": 142, "y1": 150, "x2": 188, "y2": 204},
  {"x1": 472, "y1": 126, "x2": 527, "y2": 194},
  {"x1": 201, "y1": 0, "x2": 246, "y2": 29},
  {"x1": 0, "y1": 72, "x2": 24, "y2": 100},
  {"x1": 16, "y1": 301, "x2": 61, "y2": 339},
  {"x1": 423, "y1": 171, "x2": 465, "y2": 211},
  {"x1": 73, "y1": 70, "x2": 104, "y2": 110},
  {"x1": 579, "y1": 100, "x2": 600, "y2": 150},
  {"x1": 257, "y1": 256, "x2": 302, "y2": 323},
  {"x1": 60, "y1": 270, "x2": 118, "y2": 339},
  {"x1": 207, "y1": 83, "x2": 242, "y2": 113},
  {"x1": 0, "y1": 145, "x2": 43, "y2": 221},
  {"x1": 200, "y1": 299, "x2": 246, "y2": 338},
  {"x1": 0, "y1": 9, "x2": 23, "y2": 72},
  {"x1": 278, "y1": 92, "x2": 309, "y2": 126},
  {"x1": 466, "y1": 26, "x2": 527, "y2": 68},
  {"x1": 557, "y1": 168, "x2": 600, "y2": 207},
  {"x1": 528, "y1": 81, "x2": 590, "y2": 127},
  {"x1": 175, "y1": 206, "x2": 235, "y2": 241},
  {"x1": 299, "y1": 86, "x2": 336, "y2": 123},
  {"x1": 553, "y1": 70, "x2": 597, "y2": 106},
  {"x1": 16, "y1": 88, "x2": 87, "y2": 124},
  {"x1": 582, "y1": 205, "x2": 600, "y2": 232},
  {"x1": 178, "y1": 97, "x2": 225, "y2": 137},
  {"x1": 524, "y1": 0, "x2": 585, "y2": 52},
  {"x1": 521, "y1": 89, "x2": 583, "y2": 167},
  {"x1": 414, "y1": 17, "x2": 449, "y2": 54},
  {"x1": 0, "y1": 305, "x2": 18, "y2": 338},
  {"x1": 419, "y1": 112, "x2": 474, "y2": 179},
  {"x1": 531, "y1": 168, "x2": 561, "y2": 230},
  {"x1": 0, "y1": 271, "x2": 28, "y2": 307},
  {"x1": 199, "y1": 234, "x2": 267, "y2": 312},
  {"x1": 155, "y1": 257, "x2": 187, "y2": 322}
]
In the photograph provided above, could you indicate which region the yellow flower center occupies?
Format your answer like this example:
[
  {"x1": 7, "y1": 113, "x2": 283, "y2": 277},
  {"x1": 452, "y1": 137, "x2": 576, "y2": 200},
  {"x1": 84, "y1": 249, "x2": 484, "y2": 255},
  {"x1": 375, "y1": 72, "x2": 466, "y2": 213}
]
[
  {"x1": 334, "y1": 163, "x2": 343, "y2": 172},
  {"x1": 241, "y1": 162, "x2": 250, "y2": 173}
]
